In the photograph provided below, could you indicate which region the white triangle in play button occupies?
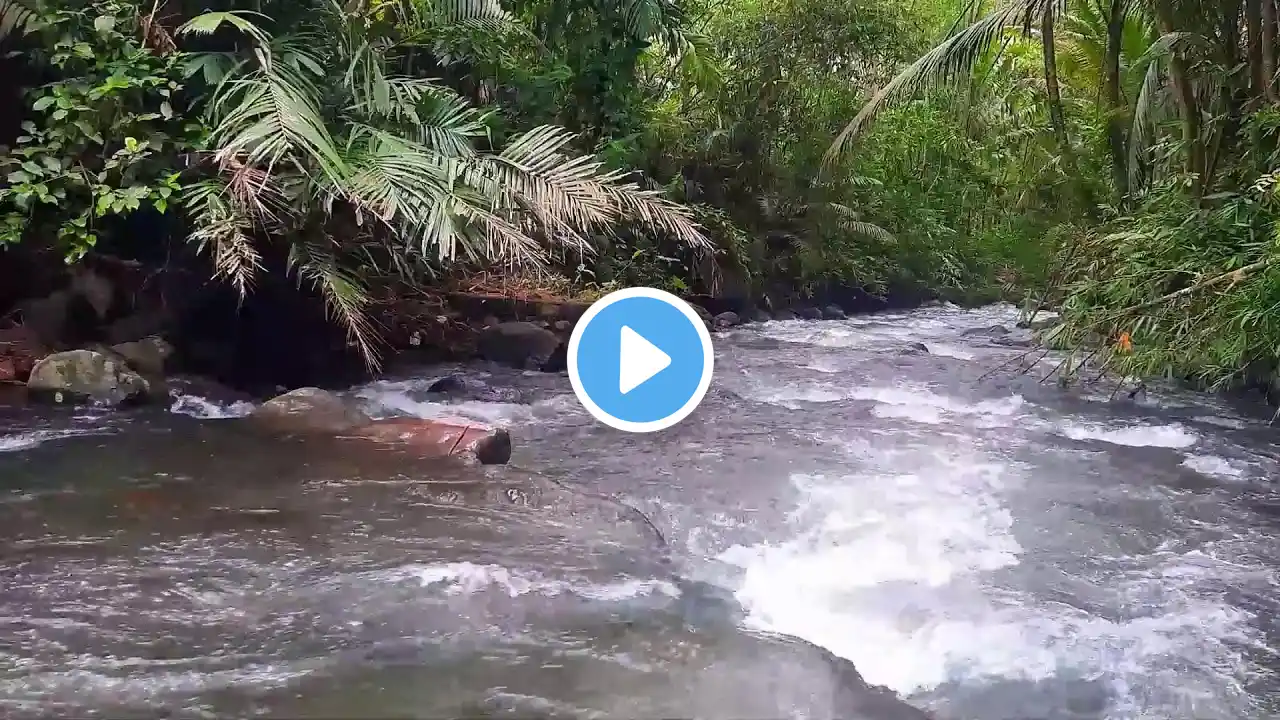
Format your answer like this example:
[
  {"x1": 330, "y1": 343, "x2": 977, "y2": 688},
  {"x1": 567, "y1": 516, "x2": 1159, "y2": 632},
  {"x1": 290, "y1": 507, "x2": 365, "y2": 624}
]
[{"x1": 618, "y1": 325, "x2": 671, "y2": 395}]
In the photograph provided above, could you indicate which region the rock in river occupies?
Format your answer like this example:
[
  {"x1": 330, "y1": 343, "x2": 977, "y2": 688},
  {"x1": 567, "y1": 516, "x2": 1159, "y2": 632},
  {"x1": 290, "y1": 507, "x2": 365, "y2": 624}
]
[
  {"x1": 26, "y1": 348, "x2": 157, "y2": 406},
  {"x1": 252, "y1": 386, "x2": 371, "y2": 433},
  {"x1": 250, "y1": 387, "x2": 512, "y2": 465},
  {"x1": 351, "y1": 416, "x2": 512, "y2": 465},
  {"x1": 427, "y1": 374, "x2": 525, "y2": 403},
  {"x1": 713, "y1": 311, "x2": 740, "y2": 329},
  {"x1": 109, "y1": 336, "x2": 174, "y2": 377},
  {"x1": 477, "y1": 321, "x2": 562, "y2": 371}
]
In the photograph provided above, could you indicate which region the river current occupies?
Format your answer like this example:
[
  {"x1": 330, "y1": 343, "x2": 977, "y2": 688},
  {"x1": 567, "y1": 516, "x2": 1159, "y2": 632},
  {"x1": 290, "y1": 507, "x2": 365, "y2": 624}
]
[{"x1": 2, "y1": 302, "x2": 1279, "y2": 719}]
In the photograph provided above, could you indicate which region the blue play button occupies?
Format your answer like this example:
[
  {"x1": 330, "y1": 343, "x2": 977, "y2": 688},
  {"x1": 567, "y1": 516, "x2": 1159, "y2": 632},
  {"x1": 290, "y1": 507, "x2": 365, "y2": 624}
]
[{"x1": 568, "y1": 287, "x2": 715, "y2": 432}]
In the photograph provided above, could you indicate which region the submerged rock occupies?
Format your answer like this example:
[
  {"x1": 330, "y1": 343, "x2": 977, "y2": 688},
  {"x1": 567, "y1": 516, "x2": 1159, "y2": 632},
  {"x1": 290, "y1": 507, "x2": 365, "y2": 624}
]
[
  {"x1": 427, "y1": 374, "x2": 526, "y2": 403},
  {"x1": 477, "y1": 321, "x2": 562, "y2": 371},
  {"x1": 352, "y1": 417, "x2": 512, "y2": 465},
  {"x1": 798, "y1": 307, "x2": 823, "y2": 320},
  {"x1": 962, "y1": 324, "x2": 1011, "y2": 337},
  {"x1": 774, "y1": 309, "x2": 799, "y2": 321},
  {"x1": 251, "y1": 387, "x2": 512, "y2": 464},
  {"x1": 26, "y1": 349, "x2": 156, "y2": 406},
  {"x1": 897, "y1": 342, "x2": 930, "y2": 356},
  {"x1": 823, "y1": 304, "x2": 847, "y2": 320},
  {"x1": 252, "y1": 386, "x2": 371, "y2": 433}
]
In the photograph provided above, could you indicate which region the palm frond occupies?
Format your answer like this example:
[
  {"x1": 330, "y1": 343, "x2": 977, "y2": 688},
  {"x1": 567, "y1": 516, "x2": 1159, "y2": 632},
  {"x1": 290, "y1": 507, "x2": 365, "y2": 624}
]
[
  {"x1": 825, "y1": 0, "x2": 1049, "y2": 166},
  {"x1": 0, "y1": 0, "x2": 34, "y2": 42},
  {"x1": 487, "y1": 125, "x2": 708, "y2": 250},
  {"x1": 825, "y1": 202, "x2": 896, "y2": 242},
  {"x1": 287, "y1": 240, "x2": 384, "y2": 372},
  {"x1": 1126, "y1": 54, "x2": 1167, "y2": 194},
  {"x1": 177, "y1": 10, "x2": 274, "y2": 46},
  {"x1": 183, "y1": 178, "x2": 266, "y2": 297}
]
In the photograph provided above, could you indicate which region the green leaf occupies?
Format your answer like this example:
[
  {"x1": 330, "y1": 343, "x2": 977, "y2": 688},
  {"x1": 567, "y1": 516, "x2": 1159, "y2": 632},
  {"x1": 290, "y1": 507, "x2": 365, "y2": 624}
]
[
  {"x1": 6, "y1": 170, "x2": 30, "y2": 184},
  {"x1": 93, "y1": 15, "x2": 116, "y2": 33},
  {"x1": 32, "y1": 95, "x2": 54, "y2": 112},
  {"x1": 160, "y1": 101, "x2": 173, "y2": 119},
  {"x1": 154, "y1": 198, "x2": 168, "y2": 213}
]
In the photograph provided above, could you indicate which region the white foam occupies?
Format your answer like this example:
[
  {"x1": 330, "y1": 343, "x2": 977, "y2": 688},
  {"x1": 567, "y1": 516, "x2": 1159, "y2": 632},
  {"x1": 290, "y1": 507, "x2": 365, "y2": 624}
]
[
  {"x1": 0, "y1": 429, "x2": 85, "y2": 452},
  {"x1": 756, "y1": 385, "x2": 848, "y2": 407},
  {"x1": 1181, "y1": 454, "x2": 1246, "y2": 479},
  {"x1": 871, "y1": 403, "x2": 945, "y2": 424},
  {"x1": 352, "y1": 379, "x2": 537, "y2": 427},
  {"x1": 397, "y1": 562, "x2": 680, "y2": 600},
  {"x1": 716, "y1": 463, "x2": 1260, "y2": 714},
  {"x1": 169, "y1": 394, "x2": 255, "y2": 419},
  {"x1": 719, "y1": 457, "x2": 1024, "y2": 692},
  {"x1": 1056, "y1": 421, "x2": 1198, "y2": 448},
  {"x1": 1194, "y1": 415, "x2": 1249, "y2": 430},
  {"x1": 926, "y1": 344, "x2": 974, "y2": 360}
]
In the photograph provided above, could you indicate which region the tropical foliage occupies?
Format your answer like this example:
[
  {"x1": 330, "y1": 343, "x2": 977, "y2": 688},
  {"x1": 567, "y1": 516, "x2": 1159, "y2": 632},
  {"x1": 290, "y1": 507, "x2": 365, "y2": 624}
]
[
  {"x1": 19, "y1": 0, "x2": 1280, "y2": 391},
  {"x1": 834, "y1": 0, "x2": 1280, "y2": 393}
]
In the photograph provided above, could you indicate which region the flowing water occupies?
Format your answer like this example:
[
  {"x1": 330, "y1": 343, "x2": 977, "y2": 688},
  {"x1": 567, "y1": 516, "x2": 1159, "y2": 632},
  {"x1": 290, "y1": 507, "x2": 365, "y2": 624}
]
[{"x1": 3, "y1": 302, "x2": 1280, "y2": 719}]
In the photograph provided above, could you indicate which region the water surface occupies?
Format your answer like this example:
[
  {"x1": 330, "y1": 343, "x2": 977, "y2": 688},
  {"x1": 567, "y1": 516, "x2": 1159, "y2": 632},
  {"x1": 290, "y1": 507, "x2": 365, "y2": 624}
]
[{"x1": 3, "y1": 302, "x2": 1279, "y2": 719}]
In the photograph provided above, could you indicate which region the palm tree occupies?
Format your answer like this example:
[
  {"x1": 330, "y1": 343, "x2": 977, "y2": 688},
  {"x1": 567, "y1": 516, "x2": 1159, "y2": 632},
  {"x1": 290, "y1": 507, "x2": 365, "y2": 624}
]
[{"x1": 4, "y1": 0, "x2": 710, "y2": 369}]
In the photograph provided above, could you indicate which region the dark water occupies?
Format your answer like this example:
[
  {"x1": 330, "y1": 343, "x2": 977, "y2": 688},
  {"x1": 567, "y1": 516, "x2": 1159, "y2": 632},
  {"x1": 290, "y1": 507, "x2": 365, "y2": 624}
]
[{"x1": 2, "y1": 303, "x2": 1280, "y2": 719}]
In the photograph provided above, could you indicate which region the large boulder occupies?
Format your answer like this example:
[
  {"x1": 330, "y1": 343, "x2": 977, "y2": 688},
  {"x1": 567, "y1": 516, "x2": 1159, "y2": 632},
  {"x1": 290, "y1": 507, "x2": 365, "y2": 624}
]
[
  {"x1": 713, "y1": 311, "x2": 740, "y2": 330},
  {"x1": 26, "y1": 349, "x2": 154, "y2": 406},
  {"x1": 822, "y1": 304, "x2": 847, "y2": 320},
  {"x1": 477, "y1": 321, "x2": 562, "y2": 371},
  {"x1": 110, "y1": 336, "x2": 174, "y2": 376},
  {"x1": 250, "y1": 387, "x2": 373, "y2": 433},
  {"x1": 798, "y1": 307, "x2": 823, "y2": 320},
  {"x1": 351, "y1": 417, "x2": 512, "y2": 465}
]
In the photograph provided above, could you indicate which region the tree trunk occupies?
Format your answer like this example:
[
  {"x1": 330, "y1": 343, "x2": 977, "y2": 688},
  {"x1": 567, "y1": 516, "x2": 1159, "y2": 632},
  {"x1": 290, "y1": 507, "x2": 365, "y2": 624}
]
[
  {"x1": 1104, "y1": 0, "x2": 1129, "y2": 203},
  {"x1": 1248, "y1": 0, "x2": 1266, "y2": 97},
  {"x1": 1042, "y1": 6, "x2": 1094, "y2": 212},
  {"x1": 1154, "y1": 7, "x2": 1204, "y2": 195},
  {"x1": 1264, "y1": 0, "x2": 1279, "y2": 102}
]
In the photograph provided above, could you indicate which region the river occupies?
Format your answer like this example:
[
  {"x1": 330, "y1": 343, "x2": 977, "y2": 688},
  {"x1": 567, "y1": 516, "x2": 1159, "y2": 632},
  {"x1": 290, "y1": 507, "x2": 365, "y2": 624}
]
[{"x1": 2, "y1": 302, "x2": 1279, "y2": 719}]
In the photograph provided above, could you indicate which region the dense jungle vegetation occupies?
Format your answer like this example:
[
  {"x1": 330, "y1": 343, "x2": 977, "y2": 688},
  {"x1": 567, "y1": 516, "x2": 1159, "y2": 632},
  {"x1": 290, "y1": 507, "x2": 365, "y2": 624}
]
[{"x1": 5, "y1": 0, "x2": 1280, "y2": 394}]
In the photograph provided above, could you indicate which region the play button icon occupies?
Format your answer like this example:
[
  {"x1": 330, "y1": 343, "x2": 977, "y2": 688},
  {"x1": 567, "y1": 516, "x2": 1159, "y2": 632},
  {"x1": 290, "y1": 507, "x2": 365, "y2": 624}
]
[
  {"x1": 618, "y1": 326, "x2": 671, "y2": 394},
  {"x1": 568, "y1": 287, "x2": 714, "y2": 432}
]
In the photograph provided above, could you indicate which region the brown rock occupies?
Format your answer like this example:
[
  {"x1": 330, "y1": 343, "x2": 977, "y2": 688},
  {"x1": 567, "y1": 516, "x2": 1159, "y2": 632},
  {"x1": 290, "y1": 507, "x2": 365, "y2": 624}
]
[
  {"x1": 0, "y1": 324, "x2": 46, "y2": 381},
  {"x1": 250, "y1": 387, "x2": 372, "y2": 434},
  {"x1": 477, "y1": 321, "x2": 562, "y2": 370},
  {"x1": 110, "y1": 336, "x2": 173, "y2": 376},
  {"x1": 351, "y1": 417, "x2": 512, "y2": 465},
  {"x1": 0, "y1": 357, "x2": 14, "y2": 382}
]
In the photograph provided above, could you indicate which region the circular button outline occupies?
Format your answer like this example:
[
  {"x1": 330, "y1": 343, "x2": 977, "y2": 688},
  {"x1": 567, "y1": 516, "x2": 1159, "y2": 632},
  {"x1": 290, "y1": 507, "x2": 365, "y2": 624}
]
[{"x1": 567, "y1": 286, "x2": 715, "y2": 433}]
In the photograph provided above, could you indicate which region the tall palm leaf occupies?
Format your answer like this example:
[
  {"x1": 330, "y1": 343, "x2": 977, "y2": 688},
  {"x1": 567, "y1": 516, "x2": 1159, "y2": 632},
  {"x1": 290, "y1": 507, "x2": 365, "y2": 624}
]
[{"x1": 178, "y1": 8, "x2": 707, "y2": 370}]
